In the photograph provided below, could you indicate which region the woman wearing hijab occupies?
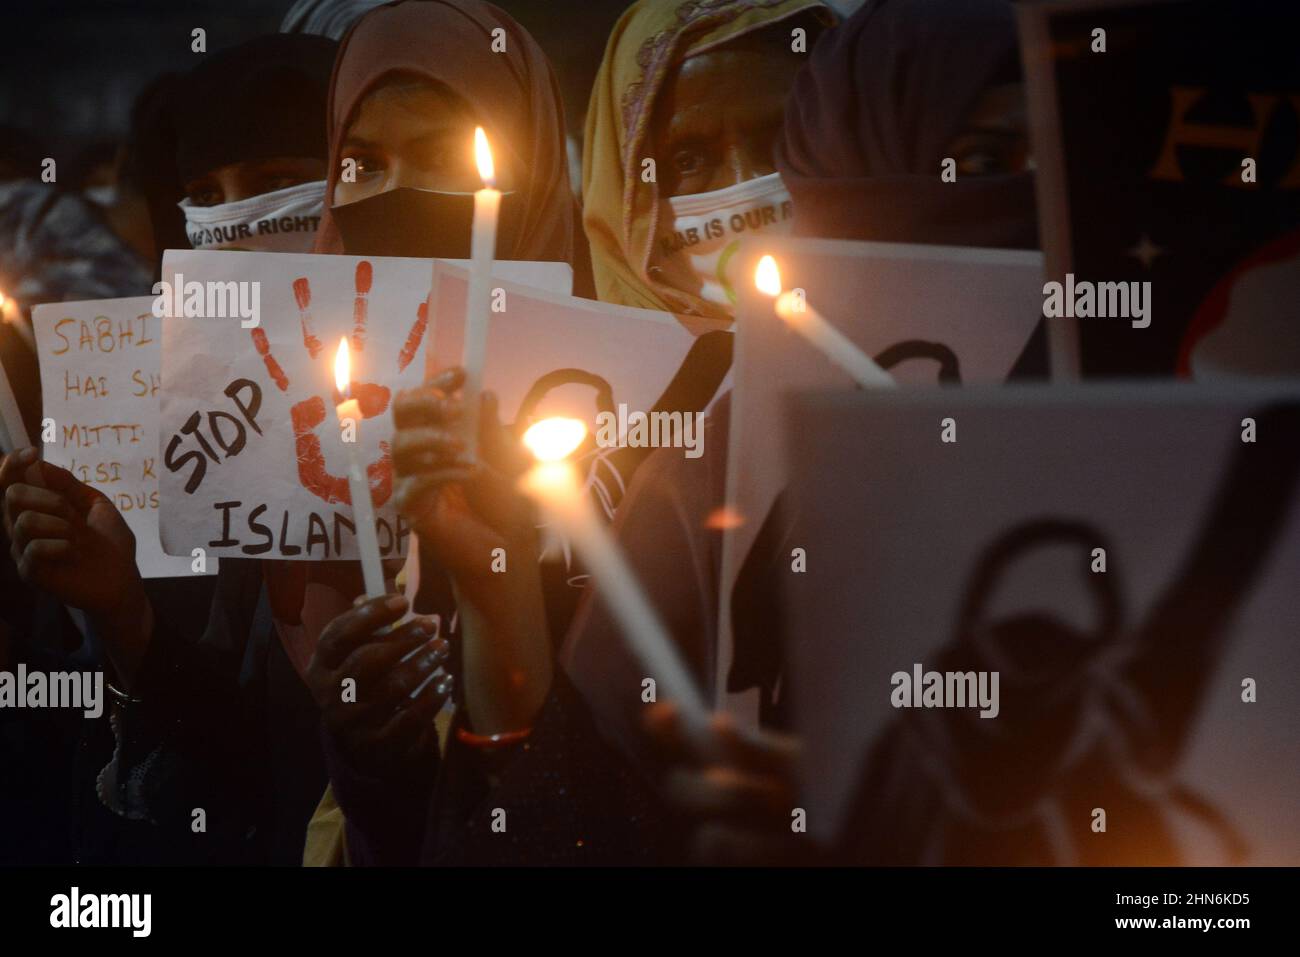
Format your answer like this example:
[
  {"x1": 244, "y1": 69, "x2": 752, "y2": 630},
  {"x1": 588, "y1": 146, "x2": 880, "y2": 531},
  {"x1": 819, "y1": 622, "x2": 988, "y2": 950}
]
[
  {"x1": 171, "y1": 34, "x2": 337, "y2": 256},
  {"x1": 286, "y1": 0, "x2": 642, "y2": 866},
  {"x1": 0, "y1": 33, "x2": 356, "y2": 865},
  {"x1": 636, "y1": 0, "x2": 1044, "y2": 862},
  {"x1": 310, "y1": 3, "x2": 577, "y2": 265},
  {"x1": 778, "y1": 0, "x2": 1036, "y2": 247},
  {"x1": 582, "y1": 0, "x2": 830, "y2": 328},
  {"x1": 391, "y1": 0, "x2": 1047, "y2": 865},
  {"x1": 368, "y1": 0, "x2": 835, "y2": 866}
]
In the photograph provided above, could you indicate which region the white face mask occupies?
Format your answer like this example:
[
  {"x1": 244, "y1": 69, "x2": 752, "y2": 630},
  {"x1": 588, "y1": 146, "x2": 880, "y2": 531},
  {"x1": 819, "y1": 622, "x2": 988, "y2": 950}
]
[
  {"x1": 653, "y1": 172, "x2": 794, "y2": 307},
  {"x1": 84, "y1": 184, "x2": 117, "y2": 206},
  {"x1": 179, "y1": 179, "x2": 326, "y2": 253}
]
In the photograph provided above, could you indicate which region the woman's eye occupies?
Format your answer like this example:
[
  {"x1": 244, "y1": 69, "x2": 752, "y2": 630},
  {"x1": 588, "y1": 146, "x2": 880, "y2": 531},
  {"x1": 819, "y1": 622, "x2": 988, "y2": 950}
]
[
  {"x1": 672, "y1": 149, "x2": 705, "y2": 176},
  {"x1": 352, "y1": 154, "x2": 386, "y2": 177},
  {"x1": 262, "y1": 175, "x2": 302, "y2": 193},
  {"x1": 187, "y1": 185, "x2": 222, "y2": 206},
  {"x1": 957, "y1": 151, "x2": 1003, "y2": 177}
]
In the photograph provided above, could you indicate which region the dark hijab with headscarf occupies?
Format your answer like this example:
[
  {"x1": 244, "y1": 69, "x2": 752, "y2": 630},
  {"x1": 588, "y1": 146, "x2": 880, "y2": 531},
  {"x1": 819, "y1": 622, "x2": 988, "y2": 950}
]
[
  {"x1": 779, "y1": 0, "x2": 1037, "y2": 248},
  {"x1": 313, "y1": 0, "x2": 577, "y2": 266},
  {"x1": 173, "y1": 35, "x2": 337, "y2": 186},
  {"x1": 133, "y1": 34, "x2": 338, "y2": 277}
]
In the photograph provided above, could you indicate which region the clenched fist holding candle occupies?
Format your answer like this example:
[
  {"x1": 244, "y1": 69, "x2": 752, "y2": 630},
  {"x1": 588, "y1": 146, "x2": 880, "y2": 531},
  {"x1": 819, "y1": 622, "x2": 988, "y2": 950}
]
[
  {"x1": 391, "y1": 367, "x2": 553, "y2": 736},
  {"x1": 392, "y1": 366, "x2": 710, "y2": 737}
]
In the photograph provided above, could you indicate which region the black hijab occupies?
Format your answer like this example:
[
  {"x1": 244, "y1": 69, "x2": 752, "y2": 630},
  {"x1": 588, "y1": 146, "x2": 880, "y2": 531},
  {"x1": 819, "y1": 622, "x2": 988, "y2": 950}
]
[
  {"x1": 134, "y1": 34, "x2": 338, "y2": 278},
  {"x1": 779, "y1": 0, "x2": 1037, "y2": 248},
  {"x1": 172, "y1": 34, "x2": 337, "y2": 185}
]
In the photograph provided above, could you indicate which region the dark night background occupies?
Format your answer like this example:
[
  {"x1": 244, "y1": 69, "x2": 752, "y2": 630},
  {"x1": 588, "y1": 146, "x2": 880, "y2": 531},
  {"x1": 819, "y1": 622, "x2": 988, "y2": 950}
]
[{"x1": 0, "y1": 0, "x2": 634, "y2": 149}]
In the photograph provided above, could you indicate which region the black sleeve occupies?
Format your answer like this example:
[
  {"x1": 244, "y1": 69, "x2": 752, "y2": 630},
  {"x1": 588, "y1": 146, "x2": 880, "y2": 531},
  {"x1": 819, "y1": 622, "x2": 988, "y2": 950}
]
[
  {"x1": 427, "y1": 668, "x2": 686, "y2": 866},
  {"x1": 96, "y1": 561, "x2": 273, "y2": 863},
  {"x1": 1128, "y1": 403, "x2": 1300, "y2": 764}
]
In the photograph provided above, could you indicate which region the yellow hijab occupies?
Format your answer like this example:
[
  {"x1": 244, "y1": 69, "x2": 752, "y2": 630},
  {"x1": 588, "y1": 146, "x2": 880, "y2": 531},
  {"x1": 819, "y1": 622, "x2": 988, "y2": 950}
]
[{"x1": 582, "y1": 0, "x2": 831, "y2": 329}]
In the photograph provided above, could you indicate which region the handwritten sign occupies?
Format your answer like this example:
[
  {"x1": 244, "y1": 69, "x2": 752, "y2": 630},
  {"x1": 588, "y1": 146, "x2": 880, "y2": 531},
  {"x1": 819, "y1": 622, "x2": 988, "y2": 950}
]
[
  {"x1": 32, "y1": 296, "x2": 211, "y2": 578},
  {"x1": 159, "y1": 250, "x2": 572, "y2": 561}
]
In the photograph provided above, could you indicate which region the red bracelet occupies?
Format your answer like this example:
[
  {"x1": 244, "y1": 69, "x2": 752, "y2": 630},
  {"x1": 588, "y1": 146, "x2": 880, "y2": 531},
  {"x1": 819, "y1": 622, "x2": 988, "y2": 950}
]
[{"x1": 456, "y1": 725, "x2": 533, "y2": 750}]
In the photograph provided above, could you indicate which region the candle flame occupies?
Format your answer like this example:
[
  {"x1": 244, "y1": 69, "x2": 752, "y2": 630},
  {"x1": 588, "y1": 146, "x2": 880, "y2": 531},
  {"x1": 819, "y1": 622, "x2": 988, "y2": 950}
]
[
  {"x1": 334, "y1": 337, "x2": 351, "y2": 395},
  {"x1": 474, "y1": 126, "x2": 495, "y2": 188},
  {"x1": 755, "y1": 255, "x2": 782, "y2": 297},
  {"x1": 523, "y1": 416, "x2": 586, "y2": 462}
]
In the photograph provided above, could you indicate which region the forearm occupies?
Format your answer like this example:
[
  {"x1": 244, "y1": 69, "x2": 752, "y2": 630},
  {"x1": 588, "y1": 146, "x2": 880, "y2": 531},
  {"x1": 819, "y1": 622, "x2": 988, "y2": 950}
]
[
  {"x1": 456, "y1": 560, "x2": 554, "y2": 736},
  {"x1": 97, "y1": 563, "x2": 262, "y2": 823},
  {"x1": 91, "y1": 576, "x2": 154, "y2": 691}
]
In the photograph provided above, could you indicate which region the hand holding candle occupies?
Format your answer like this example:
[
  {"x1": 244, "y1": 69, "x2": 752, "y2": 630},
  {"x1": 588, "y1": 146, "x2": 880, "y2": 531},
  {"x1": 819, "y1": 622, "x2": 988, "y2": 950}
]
[
  {"x1": 333, "y1": 337, "x2": 386, "y2": 599},
  {"x1": 460, "y1": 126, "x2": 502, "y2": 462},
  {"x1": 755, "y1": 255, "x2": 895, "y2": 390}
]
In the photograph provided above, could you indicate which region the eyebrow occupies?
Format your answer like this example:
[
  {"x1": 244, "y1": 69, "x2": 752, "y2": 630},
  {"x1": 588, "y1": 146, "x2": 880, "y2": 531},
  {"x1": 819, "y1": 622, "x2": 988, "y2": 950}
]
[
  {"x1": 341, "y1": 135, "x2": 381, "y2": 152},
  {"x1": 343, "y1": 124, "x2": 466, "y2": 153}
]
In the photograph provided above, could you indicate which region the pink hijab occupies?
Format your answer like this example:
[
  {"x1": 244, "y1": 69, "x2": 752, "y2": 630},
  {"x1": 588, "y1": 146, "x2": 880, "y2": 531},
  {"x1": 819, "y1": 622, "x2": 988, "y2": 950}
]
[{"x1": 313, "y1": 0, "x2": 576, "y2": 263}]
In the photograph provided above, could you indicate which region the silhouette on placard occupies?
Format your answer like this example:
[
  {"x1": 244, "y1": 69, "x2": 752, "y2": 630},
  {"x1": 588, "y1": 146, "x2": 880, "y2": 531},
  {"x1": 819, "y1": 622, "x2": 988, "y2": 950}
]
[
  {"x1": 839, "y1": 404, "x2": 1300, "y2": 865},
  {"x1": 514, "y1": 368, "x2": 617, "y2": 445},
  {"x1": 729, "y1": 341, "x2": 962, "y2": 715},
  {"x1": 513, "y1": 331, "x2": 733, "y2": 520},
  {"x1": 516, "y1": 332, "x2": 732, "y2": 590},
  {"x1": 512, "y1": 367, "x2": 624, "y2": 529},
  {"x1": 874, "y1": 339, "x2": 962, "y2": 384}
]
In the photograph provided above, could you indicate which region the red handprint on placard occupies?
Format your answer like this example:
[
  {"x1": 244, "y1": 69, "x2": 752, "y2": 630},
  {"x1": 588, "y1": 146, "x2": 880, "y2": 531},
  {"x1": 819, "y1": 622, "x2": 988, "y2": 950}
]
[{"x1": 249, "y1": 261, "x2": 429, "y2": 508}]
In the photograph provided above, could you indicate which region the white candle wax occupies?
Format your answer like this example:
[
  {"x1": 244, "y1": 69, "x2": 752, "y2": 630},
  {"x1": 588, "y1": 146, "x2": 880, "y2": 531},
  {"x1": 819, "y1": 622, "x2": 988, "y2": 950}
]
[
  {"x1": 1047, "y1": 313, "x2": 1082, "y2": 382},
  {"x1": 0, "y1": 356, "x2": 31, "y2": 452},
  {"x1": 2, "y1": 312, "x2": 36, "y2": 353},
  {"x1": 775, "y1": 291, "x2": 896, "y2": 390},
  {"x1": 521, "y1": 460, "x2": 710, "y2": 728},
  {"x1": 335, "y1": 397, "x2": 386, "y2": 599},
  {"x1": 461, "y1": 185, "x2": 501, "y2": 461}
]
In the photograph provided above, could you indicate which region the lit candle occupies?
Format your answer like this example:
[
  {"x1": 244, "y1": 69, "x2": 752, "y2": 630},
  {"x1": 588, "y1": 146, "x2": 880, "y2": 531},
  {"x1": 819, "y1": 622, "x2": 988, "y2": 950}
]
[
  {"x1": 461, "y1": 126, "x2": 502, "y2": 461},
  {"x1": 333, "y1": 338, "x2": 386, "y2": 598},
  {"x1": 755, "y1": 255, "x2": 896, "y2": 389},
  {"x1": 0, "y1": 358, "x2": 30, "y2": 453},
  {"x1": 519, "y1": 417, "x2": 710, "y2": 729}
]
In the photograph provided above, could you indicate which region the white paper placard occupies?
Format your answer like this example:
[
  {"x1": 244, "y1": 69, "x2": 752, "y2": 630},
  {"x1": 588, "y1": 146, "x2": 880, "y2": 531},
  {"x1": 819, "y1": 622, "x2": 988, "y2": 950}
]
[
  {"x1": 33, "y1": 296, "x2": 212, "y2": 578},
  {"x1": 784, "y1": 385, "x2": 1300, "y2": 864},
  {"x1": 719, "y1": 238, "x2": 1045, "y2": 715},
  {"x1": 426, "y1": 261, "x2": 702, "y2": 433},
  {"x1": 159, "y1": 249, "x2": 571, "y2": 560}
]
